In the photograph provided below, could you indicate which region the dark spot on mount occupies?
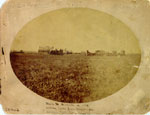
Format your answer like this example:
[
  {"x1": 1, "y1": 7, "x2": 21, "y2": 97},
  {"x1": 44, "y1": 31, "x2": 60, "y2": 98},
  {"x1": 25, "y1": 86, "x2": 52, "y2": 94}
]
[{"x1": 2, "y1": 47, "x2": 4, "y2": 55}]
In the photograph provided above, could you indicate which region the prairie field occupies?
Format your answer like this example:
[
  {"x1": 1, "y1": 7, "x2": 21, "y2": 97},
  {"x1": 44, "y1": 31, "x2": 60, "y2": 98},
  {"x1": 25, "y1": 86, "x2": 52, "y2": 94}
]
[{"x1": 10, "y1": 53, "x2": 141, "y2": 103}]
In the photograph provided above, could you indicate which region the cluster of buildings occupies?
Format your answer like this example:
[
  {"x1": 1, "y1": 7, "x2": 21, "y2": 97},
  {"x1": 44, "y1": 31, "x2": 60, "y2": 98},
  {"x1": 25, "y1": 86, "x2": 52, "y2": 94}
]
[
  {"x1": 38, "y1": 46, "x2": 72, "y2": 55},
  {"x1": 38, "y1": 46, "x2": 126, "y2": 56},
  {"x1": 87, "y1": 50, "x2": 126, "y2": 56}
]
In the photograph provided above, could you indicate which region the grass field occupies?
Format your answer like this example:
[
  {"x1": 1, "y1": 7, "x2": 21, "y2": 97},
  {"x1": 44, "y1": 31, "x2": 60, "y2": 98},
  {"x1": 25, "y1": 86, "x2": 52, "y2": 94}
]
[{"x1": 10, "y1": 53, "x2": 141, "y2": 103}]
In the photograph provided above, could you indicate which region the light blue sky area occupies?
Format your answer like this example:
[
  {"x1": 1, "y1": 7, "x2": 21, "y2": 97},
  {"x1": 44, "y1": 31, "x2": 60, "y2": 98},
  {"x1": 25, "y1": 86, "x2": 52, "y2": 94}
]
[
  {"x1": 146, "y1": 112, "x2": 150, "y2": 115},
  {"x1": 0, "y1": 0, "x2": 6, "y2": 8}
]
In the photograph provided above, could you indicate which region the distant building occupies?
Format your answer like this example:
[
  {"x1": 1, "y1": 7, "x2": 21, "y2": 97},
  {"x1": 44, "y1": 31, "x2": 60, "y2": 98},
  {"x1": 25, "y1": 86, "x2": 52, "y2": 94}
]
[
  {"x1": 80, "y1": 51, "x2": 87, "y2": 56},
  {"x1": 63, "y1": 49, "x2": 72, "y2": 54},
  {"x1": 50, "y1": 49, "x2": 64, "y2": 55},
  {"x1": 95, "y1": 50, "x2": 106, "y2": 56},
  {"x1": 87, "y1": 50, "x2": 95, "y2": 56},
  {"x1": 38, "y1": 46, "x2": 74, "y2": 55},
  {"x1": 112, "y1": 51, "x2": 118, "y2": 56},
  {"x1": 120, "y1": 50, "x2": 126, "y2": 56},
  {"x1": 38, "y1": 46, "x2": 55, "y2": 54},
  {"x1": 38, "y1": 46, "x2": 50, "y2": 54},
  {"x1": 106, "y1": 52, "x2": 113, "y2": 56}
]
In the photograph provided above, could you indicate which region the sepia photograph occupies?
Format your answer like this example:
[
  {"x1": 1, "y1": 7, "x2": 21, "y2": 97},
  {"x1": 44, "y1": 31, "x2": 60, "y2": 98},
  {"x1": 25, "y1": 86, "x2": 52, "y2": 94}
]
[
  {"x1": 1, "y1": 0, "x2": 150, "y2": 114},
  {"x1": 10, "y1": 8, "x2": 141, "y2": 103}
]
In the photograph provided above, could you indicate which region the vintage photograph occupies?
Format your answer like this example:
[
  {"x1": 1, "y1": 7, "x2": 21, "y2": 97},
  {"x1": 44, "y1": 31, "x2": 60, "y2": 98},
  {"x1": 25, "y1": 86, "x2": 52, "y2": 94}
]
[{"x1": 10, "y1": 8, "x2": 141, "y2": 103}]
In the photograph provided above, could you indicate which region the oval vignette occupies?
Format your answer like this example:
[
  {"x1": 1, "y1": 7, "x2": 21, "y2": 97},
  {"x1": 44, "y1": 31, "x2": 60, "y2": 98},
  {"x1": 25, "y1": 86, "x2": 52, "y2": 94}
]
[{"x1": 10, "y1": 8, "x2": 141, "y2": 103}]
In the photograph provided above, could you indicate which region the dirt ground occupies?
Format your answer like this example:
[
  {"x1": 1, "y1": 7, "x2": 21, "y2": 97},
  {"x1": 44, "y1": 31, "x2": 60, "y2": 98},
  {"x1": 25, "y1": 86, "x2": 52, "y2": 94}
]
[{"x1": 10, "y1": 53, "x2": 141, "y2": 103}]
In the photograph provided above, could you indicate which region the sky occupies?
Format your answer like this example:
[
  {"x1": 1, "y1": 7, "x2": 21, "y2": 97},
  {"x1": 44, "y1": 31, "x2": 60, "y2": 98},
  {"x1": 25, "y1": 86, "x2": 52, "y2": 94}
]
[
  {"x1": 0, "y1": 0, "x2": 6, "y2": 7},
  {"x1": 11, "y1": 8, "x2": 141, "y2": 54}
]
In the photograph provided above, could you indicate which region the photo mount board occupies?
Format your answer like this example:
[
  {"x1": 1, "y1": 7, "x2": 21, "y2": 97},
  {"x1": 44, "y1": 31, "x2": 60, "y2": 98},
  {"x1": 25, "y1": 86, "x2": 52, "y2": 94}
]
[{"x1": 0, "y1": 0, "x2": 150, "y2": 114}]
